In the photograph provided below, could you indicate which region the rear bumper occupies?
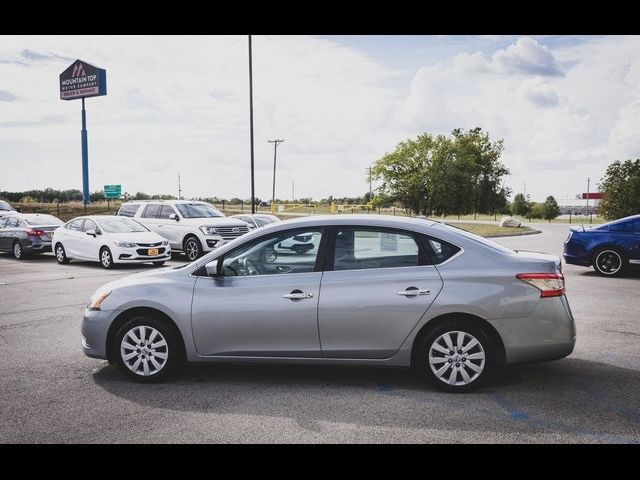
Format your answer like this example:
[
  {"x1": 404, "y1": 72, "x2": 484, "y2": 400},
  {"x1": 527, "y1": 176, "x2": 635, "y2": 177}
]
[
  {"x1": 563, "y1": 253, "x2": 590, "y2": 267},
  {"x1": 490, "y1": 295, "x2": 576, "y2": 365}
]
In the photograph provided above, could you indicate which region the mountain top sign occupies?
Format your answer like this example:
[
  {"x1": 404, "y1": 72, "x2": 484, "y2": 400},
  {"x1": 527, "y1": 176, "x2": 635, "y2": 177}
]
[{"x1": 59, "y1": 59, "x2": 107, "y2": 101}]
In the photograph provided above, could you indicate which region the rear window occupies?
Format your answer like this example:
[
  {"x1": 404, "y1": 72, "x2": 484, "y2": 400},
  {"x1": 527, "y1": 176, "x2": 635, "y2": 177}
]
[
  {"x1": 23, "y1": 214, "x2": 63, "y2": 226},
  {"x1": 118, "y1": 203, "x2": 140, "y2": 217}
]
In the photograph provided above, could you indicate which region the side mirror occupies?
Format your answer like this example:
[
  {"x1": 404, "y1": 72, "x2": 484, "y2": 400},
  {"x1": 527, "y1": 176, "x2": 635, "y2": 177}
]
[
  {"x1": 86, "y1": 229, "x2": 97, "y2": 236},
  {"x1": 205, "y1": 260, "x2": 220, "y2": 277},
  {"x1": 169, "y1": 213, "x2": 179, "y2": 221}
]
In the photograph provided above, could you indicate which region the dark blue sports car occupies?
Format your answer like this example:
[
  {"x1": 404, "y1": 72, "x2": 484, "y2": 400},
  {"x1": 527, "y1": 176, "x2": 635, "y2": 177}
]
[{"x1": 563, "y1": 214, "x2": 640, "y2": 276}]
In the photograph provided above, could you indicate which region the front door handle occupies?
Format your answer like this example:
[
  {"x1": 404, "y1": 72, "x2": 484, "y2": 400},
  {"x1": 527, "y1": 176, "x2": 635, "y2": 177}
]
[
  {"x1": 397, "y1": 287, "x2": 430, "y2": 297},
  {"x1": 282, "y1": 289, "x2": 313, "y2": 300}
]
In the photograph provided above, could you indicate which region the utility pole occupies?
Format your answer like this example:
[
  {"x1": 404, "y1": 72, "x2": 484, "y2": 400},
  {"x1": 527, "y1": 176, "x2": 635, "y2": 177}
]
[
  {"x1": 292, "y1": 180, "x2": 295, "y2": 202},
  {"x1": 248, "y1": 35, "x2": 256, "y2": 214},
  {"x1": 368, "y1": 165, "x2": 372, "y2": 197},
  {"x1": 268, "y1": 139, "x2": 284, "y2": 207},
  {"x1": 178, "y1": 172, "x2": 182, "y2": 200}
]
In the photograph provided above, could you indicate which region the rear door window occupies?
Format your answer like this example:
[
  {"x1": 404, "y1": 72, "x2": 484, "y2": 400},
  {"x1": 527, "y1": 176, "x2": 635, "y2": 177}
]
[
  {"x1": 333, "y1": 227, "x2": 421, "y2": 271},
  {"x1": 141, "y1": 204, "x2": 161, "y2": 219}
]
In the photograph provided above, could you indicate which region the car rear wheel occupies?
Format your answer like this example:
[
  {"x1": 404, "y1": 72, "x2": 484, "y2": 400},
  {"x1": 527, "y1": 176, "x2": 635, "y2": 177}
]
[
  {"x1": 183, "y1": 236, "x2": 202, "y2": 261},
  {"x1": 114, "y1": 316, "x2": 180, "y2": 382},
  {"x1": 415, "y1": 320, "x2": 494, "y2": 393},
  {"x1": 55, "y1": 243, "x2": 69, "y2": 264},
  {"x1": 12, "y1": 241, "x2": 24, "y2": 260},
  {"x1": 593, "y1": 248, "x2": 626, "y2": 277},
  {"x1": 100, "y1": 247, "x2": 114, "y2": 269}
]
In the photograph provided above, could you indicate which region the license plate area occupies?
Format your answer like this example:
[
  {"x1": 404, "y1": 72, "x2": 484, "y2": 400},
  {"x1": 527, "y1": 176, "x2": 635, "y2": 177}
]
[{"x1": 147, "y1": 248, "x2": 159, "y2": 256}]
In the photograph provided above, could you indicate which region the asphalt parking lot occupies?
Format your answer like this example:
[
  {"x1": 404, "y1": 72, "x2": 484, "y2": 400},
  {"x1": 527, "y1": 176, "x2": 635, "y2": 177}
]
[{"x1": 1, "y1": 222, "x2": 639, "y2": 443}]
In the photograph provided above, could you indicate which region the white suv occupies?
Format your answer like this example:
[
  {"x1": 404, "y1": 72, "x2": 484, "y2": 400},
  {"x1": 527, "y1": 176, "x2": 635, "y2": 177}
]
[{"x1": 117, "y1": 200, "x2": 250, "y2": 260}]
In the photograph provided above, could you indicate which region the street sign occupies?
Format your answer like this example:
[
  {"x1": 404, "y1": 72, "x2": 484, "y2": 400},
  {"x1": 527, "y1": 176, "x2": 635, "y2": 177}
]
[
  {"x1": 60, "y1": 60, "x2": 107, "y2": 100},
  {"x1": 104, "y1": 185, "x2": 121, "y2": 199}
]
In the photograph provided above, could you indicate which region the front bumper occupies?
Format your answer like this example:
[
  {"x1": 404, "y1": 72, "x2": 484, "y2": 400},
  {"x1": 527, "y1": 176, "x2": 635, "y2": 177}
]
[
  {"x1": 114, "y1": 246, "x2": 171, "y2": 263},
  {"x1": 489, "y1": 295, "x2": 576, "y2": 365},
  {"x1": 81, "y1": 308, "x2": 119, "y2": 359}
]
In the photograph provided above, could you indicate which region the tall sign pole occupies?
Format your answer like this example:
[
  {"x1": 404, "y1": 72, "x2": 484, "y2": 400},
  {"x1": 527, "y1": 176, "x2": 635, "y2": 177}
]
[
  {"x1": 81, "y1": 98, "x2": 89, "y2": 205},
  {"x1": 60, "y1": 59, "x2": 107, "y2": 206},
  {"x1": 248, "y1": 35, "x2": 256, "y2": 214},
  {"x1": 268, "y1": 139, "x2": 284, "y2": 210}
]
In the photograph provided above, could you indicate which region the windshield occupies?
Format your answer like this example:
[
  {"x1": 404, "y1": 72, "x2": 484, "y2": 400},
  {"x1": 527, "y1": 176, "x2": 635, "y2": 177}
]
[
  {"x1": 176, "y1": 203, "x2": 224, "y2": 218},
  {"x1": 0, "y1": 200, "x2": 14, "y2": 211},
  {"x1": 97, "y1": 217, "x2": 148, "y2": 233},
  {"x1": 23, "y1": 214, "x2": 63, "y2": 226}
]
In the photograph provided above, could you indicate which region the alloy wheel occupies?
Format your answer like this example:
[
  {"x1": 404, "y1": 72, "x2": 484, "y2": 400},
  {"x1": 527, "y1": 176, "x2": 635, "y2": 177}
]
[
  {"x1": 13, "y1": 242, "x2": 23, "y2": 259},
  {"x1": 428, "y1": 330, "x2": 486, "y2": 386},
  {"x1": 595, "y1": 250, "x2": 622, "y2": 275},
  {"x1": 120, "y1": 325, "x2": 169, "y2": 377},
  {"x1": 101, "y1": 249, "x2": 112, "y2": 268},
  {"x1": 185, "y1": 239, "x2": 199, "y2": 261}
]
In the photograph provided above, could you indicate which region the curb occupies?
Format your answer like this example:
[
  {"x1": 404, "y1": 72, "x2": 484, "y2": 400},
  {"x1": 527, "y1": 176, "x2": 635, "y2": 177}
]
[{"x1": 484, "y1": 228, "x2": 542, "y2": 238}]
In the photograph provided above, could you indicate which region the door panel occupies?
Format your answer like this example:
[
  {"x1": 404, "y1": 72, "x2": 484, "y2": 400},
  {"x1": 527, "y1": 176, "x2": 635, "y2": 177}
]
[
  {"x1": 318, "y1": 267, "x2": 442, "y2": 358},
  {"x1": 191, "y1": 272, "x2": 322, "y2": 357},
  {"x1": 318, "y1": 226, "x2": 443, "y2": 359}
]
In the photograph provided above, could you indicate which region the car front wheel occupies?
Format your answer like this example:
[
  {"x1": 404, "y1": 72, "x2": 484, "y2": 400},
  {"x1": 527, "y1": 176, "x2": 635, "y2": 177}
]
[
  {"x1": 100, "y1": 247, "x2": 114, "y2": 269},
  {"x1": 114, "y1": 316, "x2": 180, "y2": 382},
  {"x1": 183, "y1": 236, "x2": 202, "y2": 261},
  {"x1": 415, "y1": 320, "x2": 494, "y2": 393},
  {"x1": 55, "y1": 243, "x2": 69, "y2": 264}
]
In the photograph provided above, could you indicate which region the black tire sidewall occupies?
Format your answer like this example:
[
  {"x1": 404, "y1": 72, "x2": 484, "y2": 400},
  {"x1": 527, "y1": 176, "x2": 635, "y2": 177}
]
[
  {"x1": 415, "y1": 320, "x2": 494, "y2": 393},
  {"x1": 183, "y1": 236, "x2": 202, "y2": 261},
  {"x1": 114, "y1": 316, "x2": 180, "y2": 383},
  {"x1": 55, "y1": 244, "x2": 68, "y2": 264},
  {"x1": 100, "y1": 247, "x2": 114, "y2": 269},
  {"x1": 593, "y1": 248, "x2": 626, "y2": 277},
  {"x1": 13, "y1": 241, "x2": 23, "y2": 260}
]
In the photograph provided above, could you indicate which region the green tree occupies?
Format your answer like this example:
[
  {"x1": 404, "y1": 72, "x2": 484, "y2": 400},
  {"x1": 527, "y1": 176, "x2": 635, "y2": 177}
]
[
  {"x1": 371, "y1": 128, "x2": 509, "y2": 216},
  {"x1": 543, "y1": 196, "x2": 560, "y2": 221},
  {"x1": 512, "y1": 193, "x2": 530, "y2": 216},
  {"x1": 598, "y1": 159, "x2": 640, "y2": 220},
  {"x1": 530, "y1": 203, "x2": 545, "y2": 219}
]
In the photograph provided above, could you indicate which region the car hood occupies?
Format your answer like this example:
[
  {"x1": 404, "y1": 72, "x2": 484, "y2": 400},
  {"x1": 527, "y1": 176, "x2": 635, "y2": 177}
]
[
  {"x1": 92, "y1": 267, "x2": 173, "y2": 298},
  {"x1": 174, "y1": 217, "x2": 248, "y2": 227}
]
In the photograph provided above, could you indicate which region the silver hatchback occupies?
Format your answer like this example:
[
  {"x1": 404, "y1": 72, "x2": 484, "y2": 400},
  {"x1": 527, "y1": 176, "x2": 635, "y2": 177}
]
[{"x1": 82, "y1": 215, "x2": 575, "y2": 392}]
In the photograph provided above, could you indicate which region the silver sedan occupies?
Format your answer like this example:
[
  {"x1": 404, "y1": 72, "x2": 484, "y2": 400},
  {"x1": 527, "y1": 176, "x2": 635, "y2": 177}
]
[{"x1": 81, "y1": 215, "x2": 575, "y2": 392}]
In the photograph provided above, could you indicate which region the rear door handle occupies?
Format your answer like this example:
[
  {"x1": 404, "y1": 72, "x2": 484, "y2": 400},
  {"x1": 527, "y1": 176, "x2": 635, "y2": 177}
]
[
  {"x1": 397, "y1": 288, "x2": 430, "y2": 297},
  {"x1": 282, "y1": 289, "x2": 313, "y2": 300}
]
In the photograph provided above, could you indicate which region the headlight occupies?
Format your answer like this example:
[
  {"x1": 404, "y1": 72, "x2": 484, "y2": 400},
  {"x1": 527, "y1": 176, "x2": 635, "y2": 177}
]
[
  {"x1": 162, "y1": 240, "x2": 169, "y2": 246},
  {"x1": 89, "y1": 290, "x2": 111, "y2": 311},
  {"x1": 115, "y1": 241, "x2": 137, "y2": 248},
  {"x1": 200, "y1": 226, "x2": 217, "y2": 235}
]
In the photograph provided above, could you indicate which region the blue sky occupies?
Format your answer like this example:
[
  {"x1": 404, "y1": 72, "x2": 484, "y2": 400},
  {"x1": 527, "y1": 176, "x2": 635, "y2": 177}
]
[{"x1": 0, "y1": 35, "x2": 638, "y2": 202}]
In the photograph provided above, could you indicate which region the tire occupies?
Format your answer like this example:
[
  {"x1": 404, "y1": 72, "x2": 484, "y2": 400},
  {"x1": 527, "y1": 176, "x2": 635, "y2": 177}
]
[
  {"x1": 12, "y1": 241, "x2": 24, "y2": 260},
  {"x1": 593, "y1": 248, "x2": 627, "y2": 277},
  {"x1": 414, "y1": 320, "x2": 494, "y2": 393},
  {"x1": 153, "y1": 261, "x2": 166, "y2": 267},
  {"x1": 55, "y1": 243, "x2": 69, "y2": 264},
  {"x1": 183, "y1": 236, "x2": 202, "y2": 261},
  {"x1": 113, "y1": 316, "x2": 181, "y2": 382},
  {"x1": 99, "y1": 247, "x2": 114, "y2": 269}
]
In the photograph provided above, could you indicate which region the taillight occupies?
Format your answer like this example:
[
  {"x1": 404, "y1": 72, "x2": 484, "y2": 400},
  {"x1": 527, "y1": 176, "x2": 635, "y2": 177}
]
[
  {"x1": 516, "y1": 273, "x2": 565, "y2": 298},
  {"x1": 26, "y1": 229, "x2": 45, "y2": 237}
]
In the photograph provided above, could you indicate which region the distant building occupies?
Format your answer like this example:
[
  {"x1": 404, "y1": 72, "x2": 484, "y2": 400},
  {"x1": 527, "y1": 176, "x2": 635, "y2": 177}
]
[{"x1": 557, "y1": 193, "x2": 601, "y2": 215}]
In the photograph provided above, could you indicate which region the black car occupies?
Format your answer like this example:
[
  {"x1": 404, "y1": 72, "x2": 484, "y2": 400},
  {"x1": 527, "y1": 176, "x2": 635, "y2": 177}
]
[{"x1": 0, "y1": 213, "x2": 64, "y2": 259}]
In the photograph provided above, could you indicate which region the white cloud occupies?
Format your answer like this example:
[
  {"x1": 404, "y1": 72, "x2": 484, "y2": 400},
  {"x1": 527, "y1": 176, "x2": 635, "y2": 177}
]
[{"x1": 1, "y1": 35, "x2": 640, "y2": 203}]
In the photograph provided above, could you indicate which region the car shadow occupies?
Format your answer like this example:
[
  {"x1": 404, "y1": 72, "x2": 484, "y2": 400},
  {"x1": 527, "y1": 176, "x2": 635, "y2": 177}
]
[
  {"x1": 92, "y1": 357, "x2": 640, "y2": 441},
  {"x1": 580, "y1": 268, "x2": 640, "y2": 279}
]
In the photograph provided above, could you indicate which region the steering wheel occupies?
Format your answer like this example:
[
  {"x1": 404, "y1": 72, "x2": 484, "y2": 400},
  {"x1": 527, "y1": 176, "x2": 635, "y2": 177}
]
[{"x1": 240, "y1": 257, "x2": 262, "y2": 275}]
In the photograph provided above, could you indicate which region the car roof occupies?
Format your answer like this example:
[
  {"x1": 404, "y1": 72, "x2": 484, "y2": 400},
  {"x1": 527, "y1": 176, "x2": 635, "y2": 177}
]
[{"x1": 121, "y1": 200, "x2": 211, "y2": 205}]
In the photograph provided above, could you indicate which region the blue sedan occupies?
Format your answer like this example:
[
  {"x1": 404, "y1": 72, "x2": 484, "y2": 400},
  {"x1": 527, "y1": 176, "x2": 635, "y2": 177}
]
[{"x1": 563, "y1": 214, "x2": 640, "y2": 276}]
